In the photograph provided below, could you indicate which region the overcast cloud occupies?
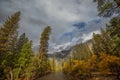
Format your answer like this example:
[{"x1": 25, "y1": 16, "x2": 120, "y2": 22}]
[{"x1": 0, "y1": 0, "x2": 108, "y2": 53}]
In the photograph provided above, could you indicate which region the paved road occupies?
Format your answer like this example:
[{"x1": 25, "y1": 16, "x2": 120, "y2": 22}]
[{"x1": 37, "y1": 72, "x2": 68, "y2": 80}]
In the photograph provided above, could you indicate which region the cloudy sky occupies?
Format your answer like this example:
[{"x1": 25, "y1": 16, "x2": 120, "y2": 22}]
[{"x1": 0, "y1": 0, "x2": 108, "y2": 53}]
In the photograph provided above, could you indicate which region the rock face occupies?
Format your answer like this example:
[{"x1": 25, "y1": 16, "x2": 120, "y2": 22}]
[
  {"x1": 48, "y1": 39, "x2": 93, "y2": 59},
  {"x1": 48, "y1": 49, "x2": 71, "y2": 59}
]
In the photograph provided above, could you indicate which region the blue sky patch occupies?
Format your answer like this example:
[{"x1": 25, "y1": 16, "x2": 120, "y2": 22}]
[
  {"x1": 73, "y1": 22, "x2": 87, "y2": 29},
  {"x1": 59, "y1": 32, "x2": 74, "y2": 42}
]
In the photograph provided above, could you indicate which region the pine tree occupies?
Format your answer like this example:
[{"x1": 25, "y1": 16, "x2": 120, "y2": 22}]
[
  {"x1": 92, "y1": 33, "x2": 104, "y2": 55},
  {"x1": 16, "y1": 41, "x2": 32, "y2": 80},
  {"x1": 100, "y1": 28, "x2": 115, "y2": 54},
  {"x1": 106, "y1": 17, "x2": 120, "y2": 56},
  {"x1": 14, "y1": 33, "x2": 28, "y2": 63},
  {"x1": 0, "y1": 11, "x2": 20, "y2": 59},
  {"x1": 16, "y1": 33, "x2": 28, "y2": 54},
  {"x1": 0, "y1": 11, "x2": 20, "y2": 80},
  {"x1": 12, "y1": 33, "x2": 29, "y2": 80},
  {"x1": 18, "y1": 41, "x2": 32, "y2": 67},
  {"x1": 39, "y1": 26, "x2": 51, "y2": 62},
  {"x1": 38, "y1": 26, "x2": 51, "y2": 75},
  {"x1": 94, "y1": 0, "x2": 120, "y2": 17}
]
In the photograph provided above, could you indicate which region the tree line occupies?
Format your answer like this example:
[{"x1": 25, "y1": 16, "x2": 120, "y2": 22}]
[{"x1": 0, "y1": 12, "x2": 51, "y2": 80}]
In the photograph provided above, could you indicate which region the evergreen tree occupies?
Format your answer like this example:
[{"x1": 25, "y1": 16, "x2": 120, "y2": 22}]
[
  {"x1": 100, "y1": 28, "x2": 114, "y2": 54},
  {"x1": 38, "y1": 26, "x2": 51, "y2": 75},
  {"x1": 0, "y1": 11, "x2": 20, "y2": 59},
  {"x1": 39, "y1": 26, "x2": 51, "y2": 62},
  {"x1": 16, "y1": 33, "x2": 28, "y2": 54},
  {"x1": 107, "y1": 17, "x2": 120, "y2": 40},
  {"x1": 16, "y1": 41, "x2": 32, "y2": 80},
  {"x1": 0, "y1": 11, "x2": 20, "y2": 80},
  {"x1": 94, "y1": 0, "x2": 120, "y2": 17},
  {"x1": 106, "y1": 17, "x2": 120, "y2": 56},
  {"x1": 92, "y1": 33, "x2": 105, "y2": 55},
  {"x1": 94, "y1": 0, "x2": 120, "y2": 56},
  {"x1": 14, "y1": 33, "x2": 28, "y2": 64}
]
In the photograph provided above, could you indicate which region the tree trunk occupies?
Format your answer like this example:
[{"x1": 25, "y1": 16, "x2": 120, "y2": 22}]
[
  {"x1": 15, "y1": 65, "x2": 21, "y2": 80},
  {"x1": 27, "y1": 77, "x2": 29, "y2": 80},
  {"x1": 10, "y1": 68, "x2": 13, "y2": 80}
]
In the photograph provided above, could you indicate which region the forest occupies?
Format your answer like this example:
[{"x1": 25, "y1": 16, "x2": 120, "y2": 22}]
[{"x1": 0, "y1": 0, "x2": 120, "y2": 80}]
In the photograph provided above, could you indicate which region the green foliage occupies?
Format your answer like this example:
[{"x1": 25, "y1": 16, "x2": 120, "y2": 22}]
[
  {"x1": 0, "y1": 11, "x2": 20, "y2": 80},
  {"x1": 0, "y1": 11, "x2": 20, "y2": 62},
  {"x1": 39, "y1": 26, "x2": 51, "y2": 61},
  {"x1": 15, "y1": 33, "x2": 28, "y2": 54},
  {"x1": 0, "y1": 12, "x2": 52, "y2": 80},
  {"x1": 94, "y1": 0, "x2": 120, "y2": 17},
  {"x1": 14, "y1": 41, "x2": 32, "y2": 79},
  {"x1": 18, "y1": 41, "x2": 32, "y2": 67},
  {"x1": 38, "y1": 26, "x2": 51, "y2": 75},
  {"x1": 92, "y1": 28, "x2": 115, "y2": 56},
  {"x1": 106, "y1": 17, "x2": 120, "y2": 56}
]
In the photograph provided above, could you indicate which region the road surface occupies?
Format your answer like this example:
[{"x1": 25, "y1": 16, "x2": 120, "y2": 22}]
[{"x1": 37, "y1": 72, "x2": 70, "y2": 80}]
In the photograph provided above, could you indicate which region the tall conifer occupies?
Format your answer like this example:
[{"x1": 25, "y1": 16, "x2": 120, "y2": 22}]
[
  {"x1": 39, "y1": 26, "x2": 51, "y2": 62},
  {"x1": 0, "y1": 11, "x2": 20, "y2": 80}
]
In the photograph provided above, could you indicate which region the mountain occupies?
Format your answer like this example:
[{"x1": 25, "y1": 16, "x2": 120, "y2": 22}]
[
  {"x1": 47, "y1": 39, "x2": 93, "y2": 59},
  {"x1": 47, "y1": 49, "x2": 71, "y2": 59}
]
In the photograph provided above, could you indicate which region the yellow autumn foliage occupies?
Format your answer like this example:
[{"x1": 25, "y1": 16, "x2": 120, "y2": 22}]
[
  {"x1": 63, "y1": 55, "x2": 97, "y2": 77},
  {"x1": 98, "y1": 52, "x2": 120, "y2": 74}
]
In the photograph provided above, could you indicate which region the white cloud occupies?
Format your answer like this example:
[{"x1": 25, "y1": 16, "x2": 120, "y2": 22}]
[
  {"x1": 0, "y1": 0, "x2": 107, "y2": 52},
  {"x1": 82, "y1": 30, "x2": 100, "y2": 42},
  {"x1": 53, "y1": 42, "x2": 74, "y2": 52}
]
